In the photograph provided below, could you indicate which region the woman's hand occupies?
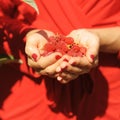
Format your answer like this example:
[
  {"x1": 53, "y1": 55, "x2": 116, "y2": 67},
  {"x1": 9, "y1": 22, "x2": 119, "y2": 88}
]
[
  {"x1": 25, "y1": 29, "x2": 100, "y2": 84},
  {"x1": 55, "y1": 29, "x2": 100, "y2": 83},
  {"x1": 25, "y1": 29, "x2": 62, "y2": 76}
]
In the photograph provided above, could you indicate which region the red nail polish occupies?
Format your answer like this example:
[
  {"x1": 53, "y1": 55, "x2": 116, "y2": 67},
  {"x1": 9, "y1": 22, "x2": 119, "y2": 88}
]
[
  {"x1": 55, "y1": 55, "x2": 61, "y2": 60},
  {"x1": 90, "y1": 54, "x2": 95, "y2": 60},
  {"x1": 32, "y1": 53, "x2": 38, "y2": 61},
  {"x1": 56, "y1": 67, "x2": 62, "y2": 72},
  {"x1": 71, "y1": 62, "x2": 76, "y2": 65},
  {"x1": 63, "y1": 58, "x2": 68, "y2": 62},
  {"x1": 61, "y1": 65, "x2": 68, "y2": 69}
]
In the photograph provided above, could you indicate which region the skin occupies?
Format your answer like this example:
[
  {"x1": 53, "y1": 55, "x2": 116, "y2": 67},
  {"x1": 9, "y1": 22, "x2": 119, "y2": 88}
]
[
  {"x1": 25, "y1": 27, "x2": 120, "y2": 84},
  {"x1": 88, "y1": 27, "x2": 120, "y2": 53}
]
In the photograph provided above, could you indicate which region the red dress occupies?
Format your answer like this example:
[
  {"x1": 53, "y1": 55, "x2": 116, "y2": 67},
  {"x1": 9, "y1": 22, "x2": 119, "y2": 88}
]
[{"x1": 0, "y1": 0, "x2": 120, "y2": 120}]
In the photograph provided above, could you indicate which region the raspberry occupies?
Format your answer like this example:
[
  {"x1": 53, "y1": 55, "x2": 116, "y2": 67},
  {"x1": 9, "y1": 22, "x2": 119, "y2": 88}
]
[
  {"x1": 42, "y1": 34, "x2": 87, "y2": 57},
  {"x1": 56, "y1": 41, "x2": 68, "y2": 53},
  {"x1": 44, "y1": 43, "x2": 56, "y2": 52},
  {"x1": 64, "y1": 37, "x2": 74, "y2": 44}
]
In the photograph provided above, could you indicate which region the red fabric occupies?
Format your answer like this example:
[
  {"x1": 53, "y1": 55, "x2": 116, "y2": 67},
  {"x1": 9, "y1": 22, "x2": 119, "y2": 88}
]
[{"x1": 0, "y1": 0, "x2": 120, "y2": 120}]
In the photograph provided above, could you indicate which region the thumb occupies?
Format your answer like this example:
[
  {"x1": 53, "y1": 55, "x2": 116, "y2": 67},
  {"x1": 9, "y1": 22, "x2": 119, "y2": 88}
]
[
  {"x1": 86, "y1": 38, "x2": 100, "y2": 63},
  {"x1": 25, "y1": 32, "x2": 48, "y2": 62},
  {"x1": 79, "y1": 30, "x2": 100, "y2": 63}
]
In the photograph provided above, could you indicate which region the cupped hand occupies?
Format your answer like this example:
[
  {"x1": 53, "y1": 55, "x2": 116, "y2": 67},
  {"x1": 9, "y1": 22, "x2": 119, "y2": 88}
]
[
  {"x1": 55, "y1": 29, "x2": 100, "y2": 83},
  {"x1": 25, "y1": 29, "x2": 62, "y2": 72},
  {"x1": 25, "y1": 29, "x2": 100, "y2": 84}
]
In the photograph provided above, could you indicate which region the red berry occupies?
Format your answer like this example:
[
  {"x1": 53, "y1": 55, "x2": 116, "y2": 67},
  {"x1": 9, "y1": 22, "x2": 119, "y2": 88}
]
[
  {"x1": 64, "y1": 37, "x2": 74, "y2": 44},
  {"x1": 44, "y1": 43, "x2": 56, "y2": 52},
  {"x1": 42, "y1": 34, "x2": 87, "y2": 57}
]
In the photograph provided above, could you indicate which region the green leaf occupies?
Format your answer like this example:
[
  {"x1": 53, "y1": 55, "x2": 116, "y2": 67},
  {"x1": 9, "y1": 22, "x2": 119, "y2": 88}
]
[
  {"x1": 23, "y1": 0, "x2": 39, "y2": 14},
  {"x1": 0, "y1": 54, "x2": 23, "y2": 65}
]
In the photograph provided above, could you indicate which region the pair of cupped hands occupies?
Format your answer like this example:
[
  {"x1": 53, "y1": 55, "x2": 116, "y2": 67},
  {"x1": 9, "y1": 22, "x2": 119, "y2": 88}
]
[{"x1": 25, "y1": 29, "x2": 99, "y2": 84}]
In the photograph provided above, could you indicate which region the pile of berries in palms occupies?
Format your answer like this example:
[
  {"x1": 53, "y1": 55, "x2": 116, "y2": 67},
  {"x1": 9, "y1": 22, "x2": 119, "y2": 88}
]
[{"x1": 42, "y1": 34, "x2": 87, "y2": 57}]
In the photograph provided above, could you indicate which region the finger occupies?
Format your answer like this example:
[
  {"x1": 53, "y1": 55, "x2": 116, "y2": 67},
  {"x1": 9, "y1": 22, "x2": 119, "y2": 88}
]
[
  {"x1": 27, "y1": 57, "x2": 60, "y2": 77},
  {"x1": 36, "y1": 55, "x2": 66, "y2": 76},
  {"x1": 58, "y1": 66, "x2": 90, "y2": 81},
  {"x1": 27, "y1": 57, "x2": 42, "y2": 69},
  {"x1": 57, "y1": 73, "x2": 79, "y2": 84},
  {"x1": 37, "y1": 52, "x2": 62, "y2": 68},
  {"x1": 56, "y1": 61, "x2": 83, "y2": 74},
  {"x1": 28, "y1": 52, "x2": 62, "y2": 69},
  {"x1": 59, "y1": 79, "x2": 71, "y2": 84},
  {"x1": 57, "y1": 76, "x2": 71, "y2": 84},
  {"x1": 30, "y1": 54, "x2": 71, "y2": 78},
  {"x1": 59, "y1": 72, "x2": 79, "y2": 80},
  {"x1": 92, "y1": 55, "x2": 99, "y2": 67},
  {"x1": 25, "y1": 33, "x2": 48, "y2": 61},
  {"x1": 39, "y1": 54, "x2": 72, "y2": 76},
  {"x1": 69, "y1": 56, "x2": 92, "y2": 68},
  {"x1": 85, "y1": 34, "x2": 100, "y2": 63}
]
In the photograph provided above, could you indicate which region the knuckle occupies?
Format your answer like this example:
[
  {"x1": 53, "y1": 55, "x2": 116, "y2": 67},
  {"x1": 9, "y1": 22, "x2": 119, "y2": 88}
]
[{"x1": 45, "y1": 68, "x2": 55, "y2": 75}]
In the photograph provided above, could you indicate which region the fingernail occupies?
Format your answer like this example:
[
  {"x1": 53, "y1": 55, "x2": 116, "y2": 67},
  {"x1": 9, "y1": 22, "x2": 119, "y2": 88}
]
[
  {"x1": 90, "y1": 54, "x2": 95, "y2": 61},
  {"x1": 62, "y1": 66, "x2": 67, "y2": 69},
  {"x1": 69, "y1": 60, "x2": 76, "y2": 65},
  {"x1": 56, "y1": 67, "x2": 62, "y2": 72},
  {"x1": 55, "y1": 55, "x2": 61, "y2": 60},
  {"x1": 32, "y1": 53, "x2": 38, "y2": 62},
  {"x1": 63, "y1": 58, "x2": 68, "y2": 62},
  {"x1": 57, "y1": 76, "x2": 62, "y2": 81},
  {"x1": 71, "y1": 62, "x2": 76, "y2": 65},
  {"x1": 61, "y1": 64, "x2": 68, "y2": 69}
]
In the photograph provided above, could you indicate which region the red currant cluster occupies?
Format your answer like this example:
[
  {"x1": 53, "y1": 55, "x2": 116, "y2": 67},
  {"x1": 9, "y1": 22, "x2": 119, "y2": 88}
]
[{"x1": 41, "y1": 34, "x2": 87, "y2": 57}]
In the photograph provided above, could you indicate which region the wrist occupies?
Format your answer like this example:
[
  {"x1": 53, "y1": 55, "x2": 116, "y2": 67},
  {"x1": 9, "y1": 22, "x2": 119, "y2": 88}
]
[{"x1": 87, "y1": 27, "x2": 120, "y2": 53}]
